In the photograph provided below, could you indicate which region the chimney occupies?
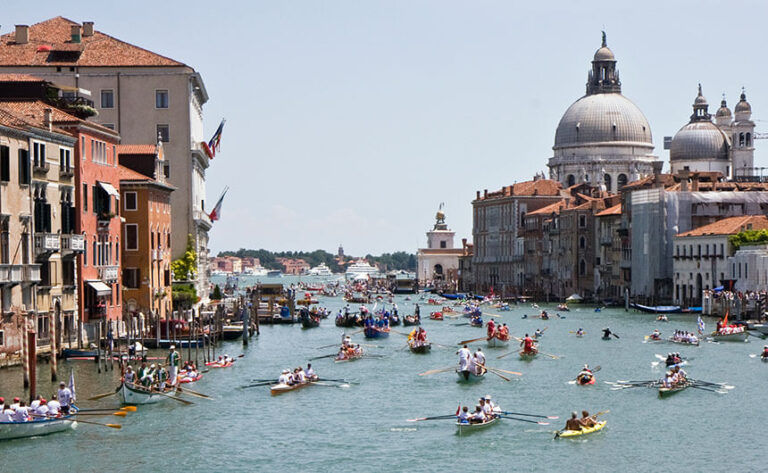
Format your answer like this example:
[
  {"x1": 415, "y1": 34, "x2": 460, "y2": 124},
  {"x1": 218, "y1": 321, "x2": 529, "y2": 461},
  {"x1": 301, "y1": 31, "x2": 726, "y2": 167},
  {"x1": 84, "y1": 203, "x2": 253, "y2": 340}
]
[
  {"x1": 691, "y1": 174, "x2": 700, "y2": 192},
  {"x1": 15, "y1": 25, "x2": 29, "y2": 45},
  {"x1": 82, "y1": 21, "x2": 94, "y2": 37},
  {"x1": 70, "y1": 25, "x2": 81, "y2": 43},
  {"x1": 43, "y1": 108, "x2": 52, "y2": 131},
  {"x1": 476, "y1": 191, "x2": 480, "y2": 200}
]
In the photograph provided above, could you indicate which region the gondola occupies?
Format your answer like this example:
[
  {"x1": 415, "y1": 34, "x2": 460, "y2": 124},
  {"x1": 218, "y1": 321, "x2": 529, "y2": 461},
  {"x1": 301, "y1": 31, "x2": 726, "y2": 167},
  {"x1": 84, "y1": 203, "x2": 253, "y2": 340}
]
[
  {"x1": 402, "y1": 315, "x2": 421, "y2": 326},
  {"x1": 364, "y1": 326, "x2": 390, "y2": 339},
  {"x1": 408, "y1": 340, "x2": 431, "y2": 354}
]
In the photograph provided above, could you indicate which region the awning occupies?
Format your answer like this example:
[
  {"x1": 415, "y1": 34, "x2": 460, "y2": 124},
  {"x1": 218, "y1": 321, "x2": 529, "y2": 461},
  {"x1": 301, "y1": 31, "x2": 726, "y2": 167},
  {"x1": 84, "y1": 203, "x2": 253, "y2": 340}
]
[
  {"x1": 87, "y1": 280, "x2": 112, "y2": 296},
  {"x1": 98, "y1": 181, "x2": 120, "y2": 199},
  {"x1": 53, "y1": 83, "x2": 92, "y2": 96}
]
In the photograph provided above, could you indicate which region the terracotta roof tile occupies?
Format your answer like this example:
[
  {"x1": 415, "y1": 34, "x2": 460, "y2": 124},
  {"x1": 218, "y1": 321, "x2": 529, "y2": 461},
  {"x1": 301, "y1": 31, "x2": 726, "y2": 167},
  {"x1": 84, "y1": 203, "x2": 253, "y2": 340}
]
[
  {"x1": 596, "y1": 203, "x2": 621, "y2": 217},
  {"x1": 677, "y1": 215, "x2": 768, "y2": 237},
  {"x1": 0, "y1": 73, "x2": 45, "y2": 82},
  {"x1": 0, "y1": 99, "x2": 117, "y2": 136},
  {"x1": 526, "y1": 200, "x2": 566, "y2": 216},
  {"x1": 118, "y1": 165, "x2": 152, "y2": 182},
  {"x1": 0, "y1": 17, "x2": 186, "y2": 67},
  {"x1": 117, "y1": 144, "x2": 157, "y2": 155}
]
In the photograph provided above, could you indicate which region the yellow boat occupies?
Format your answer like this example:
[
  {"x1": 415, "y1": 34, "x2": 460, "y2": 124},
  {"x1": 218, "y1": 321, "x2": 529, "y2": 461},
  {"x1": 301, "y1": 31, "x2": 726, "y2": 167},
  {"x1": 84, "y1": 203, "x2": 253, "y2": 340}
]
[{"x1": 555, "y1": 420, "x2": 607, "y2": 439}]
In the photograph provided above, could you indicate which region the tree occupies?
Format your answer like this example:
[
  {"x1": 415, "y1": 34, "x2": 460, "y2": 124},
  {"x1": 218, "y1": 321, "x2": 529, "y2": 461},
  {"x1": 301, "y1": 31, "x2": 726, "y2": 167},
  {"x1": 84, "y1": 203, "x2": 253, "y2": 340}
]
[
  {"x1": 171, "y1": 234, "x2": 197, "y2": 281},
  {"x1": 211, "y1": 284, "x2": 222, "y2": 301}
]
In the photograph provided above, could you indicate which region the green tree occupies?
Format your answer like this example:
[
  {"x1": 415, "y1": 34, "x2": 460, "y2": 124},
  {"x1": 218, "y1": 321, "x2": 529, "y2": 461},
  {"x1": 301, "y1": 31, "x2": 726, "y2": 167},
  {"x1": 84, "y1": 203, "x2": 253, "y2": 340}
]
[
  {"x1": 211, "y1": 284, "x2": 222, "y2": 301},
  {"x1": 171, "y1": 234, "x2": 197, "y2": 281}
]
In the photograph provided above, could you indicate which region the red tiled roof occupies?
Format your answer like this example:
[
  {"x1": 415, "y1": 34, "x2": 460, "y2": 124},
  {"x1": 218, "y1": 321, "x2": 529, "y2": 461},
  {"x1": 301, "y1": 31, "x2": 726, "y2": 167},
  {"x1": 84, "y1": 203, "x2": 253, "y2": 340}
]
[
  {"x1": 0, "y1": 17, "x2": 186, "y2": 67},
  {"x1": 118, "y1": 165, "x2": 152, "y2": 182},
  {"x1": 596, "y1": 203, "x2": 621, "y2": 217},
  {"x1": 117, "y1": 144, "x2": 157, "y2": 155},
  {"x1": 677, "y1": 215, "x2": 768, "y2": 237},
  {"x1": 0, "y1": 99, "x2": 117, "y2": 136},
  {"x1": 512, "y1": 179, "x2": 561, "y2": 196},
  {"x1": 0, "y1": 73, "x2": 45, "y2": 82},
  {"x1": 526, "y1": 200, "x2": 566, "y2": 216}
]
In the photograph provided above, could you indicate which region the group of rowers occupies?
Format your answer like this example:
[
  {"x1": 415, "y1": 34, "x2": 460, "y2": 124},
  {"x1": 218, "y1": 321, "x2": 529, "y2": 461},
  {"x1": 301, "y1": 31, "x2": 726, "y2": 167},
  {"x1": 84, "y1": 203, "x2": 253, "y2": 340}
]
[
  {"x1": 407, "y1": 327, "x2": 429, "y2": 347},
  {"x1": 457, "y1": 345, "x2": 487, "y2": 375},
  {"x1": 661, "y1": 365, "x2": 688, "y2": 388},
  {"x1": 277, "y1": 365, "x2": 317, "y2": 386},
  {"x1": 123, "y1": 362, "x2": 173, "y2": 391},
  {"x1": 337, "y1": 334, "x2": 364, "y2": 360},
  {"x1": 564, "y1": 411, "x2": 599, "y2": 431},
  {"x1": 665, "y1": 353, "x2": 684, "y2": 366},
  {"x1": 0, "y1": 382, "x2": 74, "y2": 422},
  {"x1": 457, "y1": 395, "x2": 500, "y2": 424},
  {"x1": 671, "y1": 330, "x2": 699, "y2": 344},
  {"x1": 486, "y1": 319, "x2": 510, "y2": 340}
]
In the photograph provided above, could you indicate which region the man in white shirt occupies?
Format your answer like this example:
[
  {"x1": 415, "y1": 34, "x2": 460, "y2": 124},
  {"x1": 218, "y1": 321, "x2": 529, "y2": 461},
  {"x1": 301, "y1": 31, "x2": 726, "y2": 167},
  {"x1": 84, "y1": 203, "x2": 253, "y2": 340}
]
[
  {"x1": 35, "y1": 399, "x2": 49, "y2": 418},
  {"x1": 0, "y1": 407, "x2": 13, "y2": 422},
  {"x1": 277, "y1": 369, "x2": 291, "y2": 385},
  {"x1": 305, "y1": 363, "x2": 316, "y2": 379},
  {"x1": 46, "y1": 400, "x2": 61, "y2": 416},
  {"x1": 480, "y1": 398, "x2": 493, "y2": 419},
  {"x1": 457, "y1": 406, "x2": 470, "y2": 423},
  {"x1": 12, "y1": 401, "x2": 29, "y2": 422},
  {"x1": 475, "y1": 348, "x2": 486, "y2": 373},
  {"x1": 457, "y1": 345, "x2": 471, "y2": 372},
  {"x1": 9, "y1": 397, "x2": 20, "y2": 411},
  {"x1": 57, "y1": 381, "x2": 73, "y2": 414},
  {"x1": 0, "y1": 396, "x2": 5, "y2": 413}
]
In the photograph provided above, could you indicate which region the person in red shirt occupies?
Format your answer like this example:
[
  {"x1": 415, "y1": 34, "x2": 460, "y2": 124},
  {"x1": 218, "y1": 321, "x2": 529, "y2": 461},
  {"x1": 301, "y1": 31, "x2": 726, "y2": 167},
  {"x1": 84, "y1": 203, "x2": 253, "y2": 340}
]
[
  {"x1": 521, "y1": 334, "x2": 536, "y2": 354},
  {"x1": 416, "y1": 328, "x2": 427, "y2": 343},
  {"x1": 486, "y1": 319, "x2": 496, "y2": 338},
  {"x1": 498, "y1": 323, "x2": 510, "y2": 340}
]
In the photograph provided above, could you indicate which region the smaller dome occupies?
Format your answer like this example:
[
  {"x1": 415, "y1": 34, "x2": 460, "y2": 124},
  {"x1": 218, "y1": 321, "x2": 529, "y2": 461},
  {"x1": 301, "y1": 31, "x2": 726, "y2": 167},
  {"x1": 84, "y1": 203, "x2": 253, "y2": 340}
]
[
  {"x1": 670, "y1": 121, "x2": 729, "y2": 161},
  {"x1": 735, "y1": 91, "x2": 751, "y2": 114},
  {"x1": 694, "y1": 84, "x2": 707, "y2": 106},
  {"x1": 593, "y1": 46, "x2": 615, "y2": 62},
  {"x1": 715, "y1": 99, "x2": 731, "y2": 118}
]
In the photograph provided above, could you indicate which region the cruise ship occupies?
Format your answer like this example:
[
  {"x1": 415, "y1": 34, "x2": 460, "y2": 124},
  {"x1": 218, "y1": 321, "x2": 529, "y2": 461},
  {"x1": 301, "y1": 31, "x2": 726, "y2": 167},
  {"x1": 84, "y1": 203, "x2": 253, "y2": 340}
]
[
  {"x1": 242, "y1": 265, "x2": 269, "y2": 276},
  {"x1": 345, "y1": 259, "x2": 379, "y2": 279},
  {"x1": 307, "y1": 263, "x2": 333, "y2": 277}
]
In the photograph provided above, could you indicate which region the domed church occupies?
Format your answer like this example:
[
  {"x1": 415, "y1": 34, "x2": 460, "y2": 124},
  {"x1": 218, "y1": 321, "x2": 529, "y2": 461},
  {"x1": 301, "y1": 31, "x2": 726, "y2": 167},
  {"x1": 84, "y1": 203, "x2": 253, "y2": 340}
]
[
  {"x1": 548, "y1": 33, "x2": 661, "y2": 192},
  {"x1": 669, "y1": 85, "x2": 755, "y2": 179}
]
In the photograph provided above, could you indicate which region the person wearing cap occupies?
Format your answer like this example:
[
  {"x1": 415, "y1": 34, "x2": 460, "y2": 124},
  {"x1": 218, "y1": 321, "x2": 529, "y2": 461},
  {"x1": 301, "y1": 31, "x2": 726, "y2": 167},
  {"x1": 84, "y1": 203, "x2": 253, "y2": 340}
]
[
  {"x1": 278, "y1": 369, "x2": 291, "y2": 385},
  {"x1": 57, "y1": 382, "x2": 73, "y2": 414},
  {"x1": 565, "y1": 412, "x2": 582, "y2": 431},
  {"x1": 12, "y1": 400, "x2": 30, "y2": 422},
  {"x1": 167, "y1": 345, "x2": 180, "y2": 386},
  {"x1": 34, "y1": 398, "x2": 49, "y2": 418},
  {"x1": 46, "y1": 398, "x2": 61, "y2": 417},
  {"x1": 762, "y1": 345, "x2": 768, "y2": 359},
  {"x1": 10, "y1": 397, "x2": 20, "y2": 411}
]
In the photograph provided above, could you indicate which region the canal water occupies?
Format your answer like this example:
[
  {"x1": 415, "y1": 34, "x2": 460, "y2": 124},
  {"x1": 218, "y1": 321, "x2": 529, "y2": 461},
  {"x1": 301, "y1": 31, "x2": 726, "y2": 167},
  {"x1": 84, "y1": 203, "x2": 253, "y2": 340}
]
[{"x1": 0, "y1": 279, "x2": 764, "y2": 472}]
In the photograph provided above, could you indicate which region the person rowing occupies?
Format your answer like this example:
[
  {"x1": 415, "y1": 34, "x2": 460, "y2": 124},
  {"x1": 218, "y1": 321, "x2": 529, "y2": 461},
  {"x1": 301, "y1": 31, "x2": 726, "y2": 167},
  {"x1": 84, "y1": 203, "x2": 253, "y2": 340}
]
[
  {"x1": 540, "y1": 310, "x2": 549, "y2": 320},
  {"x1": 762, "y1": 345, "x2": 768, "y2": 359},
  {"x1": 656, "y1": 314, "x2": 668, "y2": 322},
  {"x1": 487, "y1": 318, "x2": 496, "y2": 338},
  {"x1": 457, "y1": 406, "x2": 471, "y2": 424},
  {"x1": 278, "y1": 369, "x2": 292, "y2": 385},
  {"x1": 497, "y1": 323, "x2": 510, "y2": 340},
  {"x1": 520, "y1": 334, "x2": 537, "y2": 354},
  {"x1": 580, "y1": 410, "x2": 597, "y2": 428},
  {"x1": 305, "y1": 363, "x2": 316, "y2": 379},
  {"x1": 649, "y1": 329, "x2": 661, "y2": 340},
  {"x1": 576, "y1": 328, "x2": 584, "y2": 337},
  {"x1": 475, "y1": 348, "x2": 486, "y2": 374},
  {"x1": 577, "y1": 364, "x2": 593, "y2": 384},
  {"x1": 469, "y1": 405, "x2": 486, "y2": 424},
  {"x1": 564, "y1": 412, "x2": 582, "y2": 431},
  {"x1": 457, "y1": 344, "x2": 472, "y2": 375},
  {"x1": 602, "y1": 327, "x2": 613, "y2": 339},
  {"x1": 534, "y1": 328, "x2": 544, "y2": 339}
]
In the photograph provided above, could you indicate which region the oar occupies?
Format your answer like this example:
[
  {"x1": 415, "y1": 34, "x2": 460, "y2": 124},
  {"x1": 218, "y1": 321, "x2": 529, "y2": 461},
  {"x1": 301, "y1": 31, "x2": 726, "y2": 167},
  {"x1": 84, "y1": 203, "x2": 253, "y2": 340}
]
[
  {"x1": 538, "y1": 351, "x2": 560, "y2": 360},
  {"x1": 500, "y1": 410, "x2": 559, "y2": 419},
  {"x1": 483, "y1": 368, "x2": 510, "y2": 382},
  {"x1": 453, "y1": 323, "x2": 470, "y2": 327},
  {"x1": 496, "y1": 351, "x2": 515, "y2": 360},
  {"x1": 240, "y1": 381, "x2": 277, "y2": 389},
  {"x1": 407, "y1": 414, "x2": 457, "y2": 422},
  {"x1": 73, "y1": 411, "x2": 127, "y2": 417},
  {"x1": 498, "y1": 415, "x2": 549, "y2": 425},
  {"x1": 458, "y1": 337, "x2": 488, "y2": 345},
  {"x1": 318, "y1": 378, "x2": 359, "y2": 384},
  {"x1": 689, "y1": 385, "x2": 724, "y2": 394},
  {"x1": 485, "y1": 367, "x2": 522, "y2": 376},
  {"x1": 71, "y1": 418, "x2": 122, "y2": 429},
  {"x1": 176, "y1": 387, "x2": 212, "y2": 400},
  {"x1": 76, "y1": 406, "x2": 137, "y2": 413},
  {"x1": 315, "y1": 343, "x2": 340, "y2": 350},
  {"x1": 419, "y1": 366, "x2": 455, "y2": 376},
  {"x1": 308, "y1": 353, "x2": 337, "y2": 361},
  {"x1": 152, "y1": 389, "x2": 193, "y2": 405},
  {"x1": 87, "y1": 386, "x2": 121, "y2": 401},
  {"x1": 612, "y1": 333, "x2": 620, "y2": 339}
]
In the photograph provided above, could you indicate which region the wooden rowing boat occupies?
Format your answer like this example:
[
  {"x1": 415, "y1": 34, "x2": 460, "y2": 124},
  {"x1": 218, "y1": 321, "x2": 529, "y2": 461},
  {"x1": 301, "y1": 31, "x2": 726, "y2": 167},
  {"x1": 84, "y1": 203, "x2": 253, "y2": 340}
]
[
  {"x1": 486, "y1": 336, "x2": 509, "y2": 348},
  {"x1": 456, "y1": 369, "x2": 485, "y2": 383},
  {"x1": 270, "y1": 379, "x2": 317, "y2": 396},
  {"x1": 711, "y1": 329, "x2": 748, "y2": 342},
  {"x1": 403, "y1": 316, "x2": 420, "y2": 326},
  {"x1": 408, "y1": 340, "x2": 431, "y2": 354},
  {"x1": 0, "y1": 416, "x2": 76, "y2": 440},
  {"x1": 519, "y1": 349, "x2": 538, "y2": 360},
  {"x1": 334, "y1": 353, "x2": 363, "y2": 363},
  {"x1": 667, "y1": 336, "x2": 699, "y2": 346},
  {"x1": 658, "y1": 381, "x2": 691, "y2": 397},
  {"x1": 364, "y1": 327, "x2": 390, "y2": 339},
  {"x1": 119, "y1": 382, "x2": 175, "y2": 405},
  {"x1": 456, "y1": 416, "x2": 499, "y2": 435}
]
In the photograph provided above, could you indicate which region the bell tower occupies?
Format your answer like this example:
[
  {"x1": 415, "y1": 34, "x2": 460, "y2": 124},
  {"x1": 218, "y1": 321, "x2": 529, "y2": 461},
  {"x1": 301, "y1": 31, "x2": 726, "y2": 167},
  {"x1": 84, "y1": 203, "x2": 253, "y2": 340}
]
[
  {"x1": 426, "y1": 204, "x2": 455, "y2": 250},
  {"x1": 732, "y1": 88, "x2": 755, "y2": 179}
]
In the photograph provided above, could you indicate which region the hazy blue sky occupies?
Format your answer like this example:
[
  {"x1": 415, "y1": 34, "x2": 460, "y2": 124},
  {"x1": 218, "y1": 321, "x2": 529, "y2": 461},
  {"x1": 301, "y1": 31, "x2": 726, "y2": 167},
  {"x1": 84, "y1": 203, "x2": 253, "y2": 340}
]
[{"x1": 5, "y1": 1, "x2": 768, "y2": 255}]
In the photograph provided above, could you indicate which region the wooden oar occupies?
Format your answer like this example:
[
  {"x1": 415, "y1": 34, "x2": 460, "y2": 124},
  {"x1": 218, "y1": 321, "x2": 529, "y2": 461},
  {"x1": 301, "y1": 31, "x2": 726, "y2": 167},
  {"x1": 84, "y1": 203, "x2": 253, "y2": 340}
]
[
  {"x1": 496, "y1": 350, "x2": 515, "y2": 360},
  {"x1": 71, "y1": 418, "x2": 122, "y2": 429},
  {"x1": 418, "y1": 366, "x2": 455, "y2": 376},
  {"x1": 151, "y1": 389, "x2": 193, "y2": 405},
  {"x1": 458, "y1": 336, "x2": 487, "y2": 345},
  {"x1": 76, "y1": 406, "x2": 136, "y2": 413},
  {"x1": 453, "y1": 323, "x2": 470, "y2": 327},
  {"x1": 477, "y1": 364, "x2": 510, "y2": 381},
  {"x1": 612, "y1": 333, "x2": 620, "y2": 339},
  {"x1": 537, "y1": 351, "x2": 560, "y2": 360},
  {"x1": 499, "y1": 410, "x2": 558, "y2": 419},
  {"x1": 484, "y1": 366, "x2": 522, "y2": 376},
  {"x1": 314, "y1": 343, "x2": 339, "y2": 350},
  {"x1": 308, "y1": 353, "x2": 337, "y2": 361},
  {"x1": 73, "y1": 411, "x2": 127, "y2": 417},
  {"x1": 240, "y1": 381, "x2": 276, "y2": 389},
  {"x1": 176, "y1": 387, "x2": 212, "y2": 400},
  {"x1": 87, "y1": 386, "x2": 120, "y2": 401},
  {"x1": 407, "y1": 414, "x2": 456, "y2": 422},
  {"x1": 498, "y1": 415, "x2": 549, "y2": 425}
]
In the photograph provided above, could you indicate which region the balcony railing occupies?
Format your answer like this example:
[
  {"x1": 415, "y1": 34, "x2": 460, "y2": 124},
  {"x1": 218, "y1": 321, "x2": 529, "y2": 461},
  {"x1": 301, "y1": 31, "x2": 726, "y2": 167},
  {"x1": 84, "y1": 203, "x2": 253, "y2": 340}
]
[
  {"x1": 600, "y1": 236, "x2": 613, "y2": 246},
  {"x1": 98, "y1": 265, "x2": 119, "y2": 282},
  {"x1": 25, "y1": 264, "x2": 41, "y2": 282},
  {"x1": 193, "y1": 209, "x2": 212, "y2": 229},
  {"x1": 59, "y1": 167, "x2": 74, "y2": 179},
  {"x1": 0, "y1": 264, "x2": 23, "y2": 284},
  {"x1": 34, "y1": 233, "x2": 60, "y2": 255},
  {"x1": 61, "y1": 234, "x2": 85, "y2": 252},
  {"x1": 33, "y1": 161, "x2": 50, "y2": 173}
]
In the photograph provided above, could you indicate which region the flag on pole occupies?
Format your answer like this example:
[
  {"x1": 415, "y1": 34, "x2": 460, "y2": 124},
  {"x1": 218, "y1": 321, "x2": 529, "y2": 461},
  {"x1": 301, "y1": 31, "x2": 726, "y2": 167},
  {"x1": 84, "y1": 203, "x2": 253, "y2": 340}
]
[
  {"x1": 69, "y1": 369, "x2": 77, "y2": 403},
  {"x1": 207, "y1": 187, "x2": 229, "y2": 222},
  {"x1": 697, "y1": 316, "x2": 705, "y2": 335},
  {"x1": 201, "y1": 119, "x2": 226, "y2": 159}
]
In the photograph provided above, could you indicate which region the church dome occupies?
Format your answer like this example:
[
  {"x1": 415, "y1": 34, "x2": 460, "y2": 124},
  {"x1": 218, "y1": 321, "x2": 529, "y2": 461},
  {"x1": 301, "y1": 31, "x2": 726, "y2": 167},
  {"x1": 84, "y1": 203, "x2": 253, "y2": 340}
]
[
  {"x1": 735, "y1": 91, "x2": 751, "y2": 114},
  {"x1": 594, "y1": 46, "x2": 615, "y2": 62},
  {"x1": 715, "y1": 99, "x2": 731, "y2": 119},
  {"x1": 553, "y1": 93, "x2": 653, "y2": 149},
  {"x1": 670, "y1": 121, "x2": 729, "y2": 161}
]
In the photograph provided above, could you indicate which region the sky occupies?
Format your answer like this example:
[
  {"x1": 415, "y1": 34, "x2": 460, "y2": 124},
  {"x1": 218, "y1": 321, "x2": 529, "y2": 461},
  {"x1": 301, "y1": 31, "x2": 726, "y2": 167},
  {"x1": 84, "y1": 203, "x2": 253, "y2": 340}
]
[{"x1": 5, "y1": 1, "x2": 768, "y2": 256}]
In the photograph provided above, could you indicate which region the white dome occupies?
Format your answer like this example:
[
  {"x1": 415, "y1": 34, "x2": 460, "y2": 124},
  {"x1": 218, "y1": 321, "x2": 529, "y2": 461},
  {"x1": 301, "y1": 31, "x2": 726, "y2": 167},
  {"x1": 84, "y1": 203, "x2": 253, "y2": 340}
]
[
  {"x1": 554, "y1": 93, "x2": 653, "y2": 150},
  {"x1": 670, "y1": 121, "x2": 729, "y2": 161}
]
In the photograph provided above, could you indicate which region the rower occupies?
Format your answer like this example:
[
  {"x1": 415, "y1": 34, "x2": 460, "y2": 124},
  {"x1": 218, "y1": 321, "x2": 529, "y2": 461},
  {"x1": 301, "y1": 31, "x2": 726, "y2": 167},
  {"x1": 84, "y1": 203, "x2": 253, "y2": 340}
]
[
  {"x1": 0, "y1": 397, "x2": 4, "y2": 413},
  {"x1": 457, "y1": 344, "x2": 472, "y2": 373},
  {"x1": 296, "y1": 367, "x2": 307, "y2": 383},
  {"x1": 762, "y1": 345, "x2": 768, "y2": 358},
  {"x1": 651, "y1": 329, "x2": 661, "y2": 340},
  {"x1": 469, "y1": 405, "x2": 485, "y2": 424},
  {"x1": 576, "y1": 328, "x2": 584, "y2": 336},
  {"x1": 0, "y1": 404, "x2": 12, "y2": 422},
  {"x1": 520, "y1": 334, "x2": 535, "y2": 354},
  {"x1": 480, "y1": 398, "x2": 493, "y2": 419},
  {"x1": 564, "y1": 412, "x2": 582, "y2": 431},
  {"x1": 540, "y1": 311, "x2": 549, "y2": 320},
  {"x1": 487, "y1": 319, "x2": 496, "y2": 338},
  {"x1": 12, "y1": 401, "x2": 30, "y2": 422},
  {"x1": 46, "y1": 399, "x2": 61, "y2": 417},
  {"x1": 498, "y1": 323, "x2": 509, "y2": 339},
  {"x1": 534, "y1": 328, "x2": 543, "y2": 338},
  {"x1": 457, "y1": 406, "x2": 470, "y2": 424},
  {"x1": 416, "y1": 328, "x2": 427, "y2": 344},
  {"x1": 278, "y1": 369, "x2": 292, "y2": 385},
  {"x1": 475, "y1": 348, "x2": 486, "y2": 371},
  {"x1": 484, "y1": 395, "x2": 499, "y2": 414},
  {"x1": 305, "y1": 363, "x2": 316, "y2": 379},
  {"x1": 578, "y1": 364, "x2": 593, "y2": 382},
  {"x1": 57, "y1": 381, "x2": 73, "y2": 415},
  {"x1": 167, "y1": 345, "x2": 180, "y2": 386},
  {"x1": 580, "y1": 410, "x2": 596, "y2": 428},
  {"x1": 157, "y1": 364, "x2": 169, "y2": 390},
  {"x1": 602, "y1": 327, "x2": 612, "y2": 338},
  {"x1": 35, "y1": 399, "x2": 49, "y2": 418},
  {"x1": 337, "y1": 347, "x2": 348, "y2": 360},
  {"x1": 662, "y1": 371, "x2": 674, "y2": 388},
  {"x1": 468, "y1": 353, "x2": 479, "y2": 375}
]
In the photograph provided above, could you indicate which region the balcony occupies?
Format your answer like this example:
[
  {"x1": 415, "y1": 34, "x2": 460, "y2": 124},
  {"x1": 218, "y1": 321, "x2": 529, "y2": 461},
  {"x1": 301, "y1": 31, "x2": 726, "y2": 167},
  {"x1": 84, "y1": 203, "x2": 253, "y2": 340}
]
[
  {"x1": 600, "y1": 236, "x2": 613, "y2": 246},
  {"x1": 193, "y1": 209, "x2": 212, "y2": 230},
  {"x1": 34, "y1": 233, "x2": 60, "y2": 255},
  {"x1": 0, "y1": 264, "x2": 23, "y2": 284},
  {"x1": 33, "y1": 161, "x2": 50, "y2": 174},
  {"x1": 24, "y1": 264, "x2": 41, "y2": 283},
  {"x1": 98, "y1": 265, "x2": 119, "y2": 282},
  {"x1": 97, "y1": 212, "x2": 116, "y2": 228},
  {"x1": 61, "y1": 234, "x2": 85, "y2": 253},
  {"x1": 59, "y1": 167, "x2": 74, "y2": 179}
]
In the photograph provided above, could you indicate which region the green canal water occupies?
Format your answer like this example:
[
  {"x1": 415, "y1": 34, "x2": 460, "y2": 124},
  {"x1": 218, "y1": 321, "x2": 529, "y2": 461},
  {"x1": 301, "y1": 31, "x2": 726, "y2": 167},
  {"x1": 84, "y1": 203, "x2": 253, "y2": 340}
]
[{"x1": 1, "y1": 284, "x2": 765, "y2": 472}]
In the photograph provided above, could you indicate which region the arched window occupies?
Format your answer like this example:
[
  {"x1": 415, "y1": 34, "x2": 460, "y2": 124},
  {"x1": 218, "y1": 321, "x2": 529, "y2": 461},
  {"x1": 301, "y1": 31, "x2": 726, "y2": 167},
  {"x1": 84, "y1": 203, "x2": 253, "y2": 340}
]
[
  {"x1": 579, "y1": 259, "x2": 586, "y2": 276},
  {"x1": 520, "y1": 211, "x2": 526, "y2": 227},
  {"x1": 739, "y1": 132, "x2": 745, "y2": 146},
  {"x1": 579, "y1": 236, "x2": 586, "y2": 249},
  {"x1": 746, "y1": 133, "x2": 752, "y2": 147},
  {"x1": 617, "y1": 174, "x2": 628, "y2": 188},
  {"x1": 433, "y1": 264, "x2": 443, "y2": 276},
  {"x1": 604, "y1": 174, "x2": 612, "y2": 192},
  {"x1": 567, "y1": 174, "x2": 575, "y2": 187}
]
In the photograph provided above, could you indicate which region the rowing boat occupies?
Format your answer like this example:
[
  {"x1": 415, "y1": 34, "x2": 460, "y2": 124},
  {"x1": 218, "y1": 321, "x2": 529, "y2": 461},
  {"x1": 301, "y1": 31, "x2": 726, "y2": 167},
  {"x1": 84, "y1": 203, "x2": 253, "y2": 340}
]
[
  {"x1": 556, "y1": 420, "x2": 607, "y2": 438},
  {"x1": 204, "y1": 361, "x2": 234, "y2": 368},
  {"x1": 711, "y1": 329, "x2": 748, "y2": 342},
  {"x1": 486, "y1": 336, "x2": 509, "y2": 348},
  {"x1": 364, "y1": 327, "x2": 390, "y2": 339},
  {"x1": 519, "y1": 349, "x2": 538, "y2": 360},
  {"x1": 0, "y1": 416, "x2": 76, "y2": 441},
  {"x1": 456, "y1": 369, "x2": 485, "y2": 383},
  {"x1": 335, "y1": 353, "x2": 363, "y2": 363},
  {"x1": 667, "y1": 336, "x2": 699, "y2": 346},
  {"x1": 119, "y1": 382, "x2": 175, "y2": 405},
  {"x1": 456, "y1": 416, "x2": 499, "y2": 435},
  {"x1": 658, "y1": 381, "x2": 691, "y2": 397},
  {"x1": 402, "y1": 316, "x2": 420, "y2": 326},
  {"x1": 408, "y1": 340, "x2": 431, "y2": 354},
  {"x1": 577, "y1": 375, "x2": 595, "y2": 385},
  {"x1": 270, "y1": 379, "x2": 317, "y2": 396},
  {"x1": 429, "y1": 312, "x2": 443, "y2": 320}
]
